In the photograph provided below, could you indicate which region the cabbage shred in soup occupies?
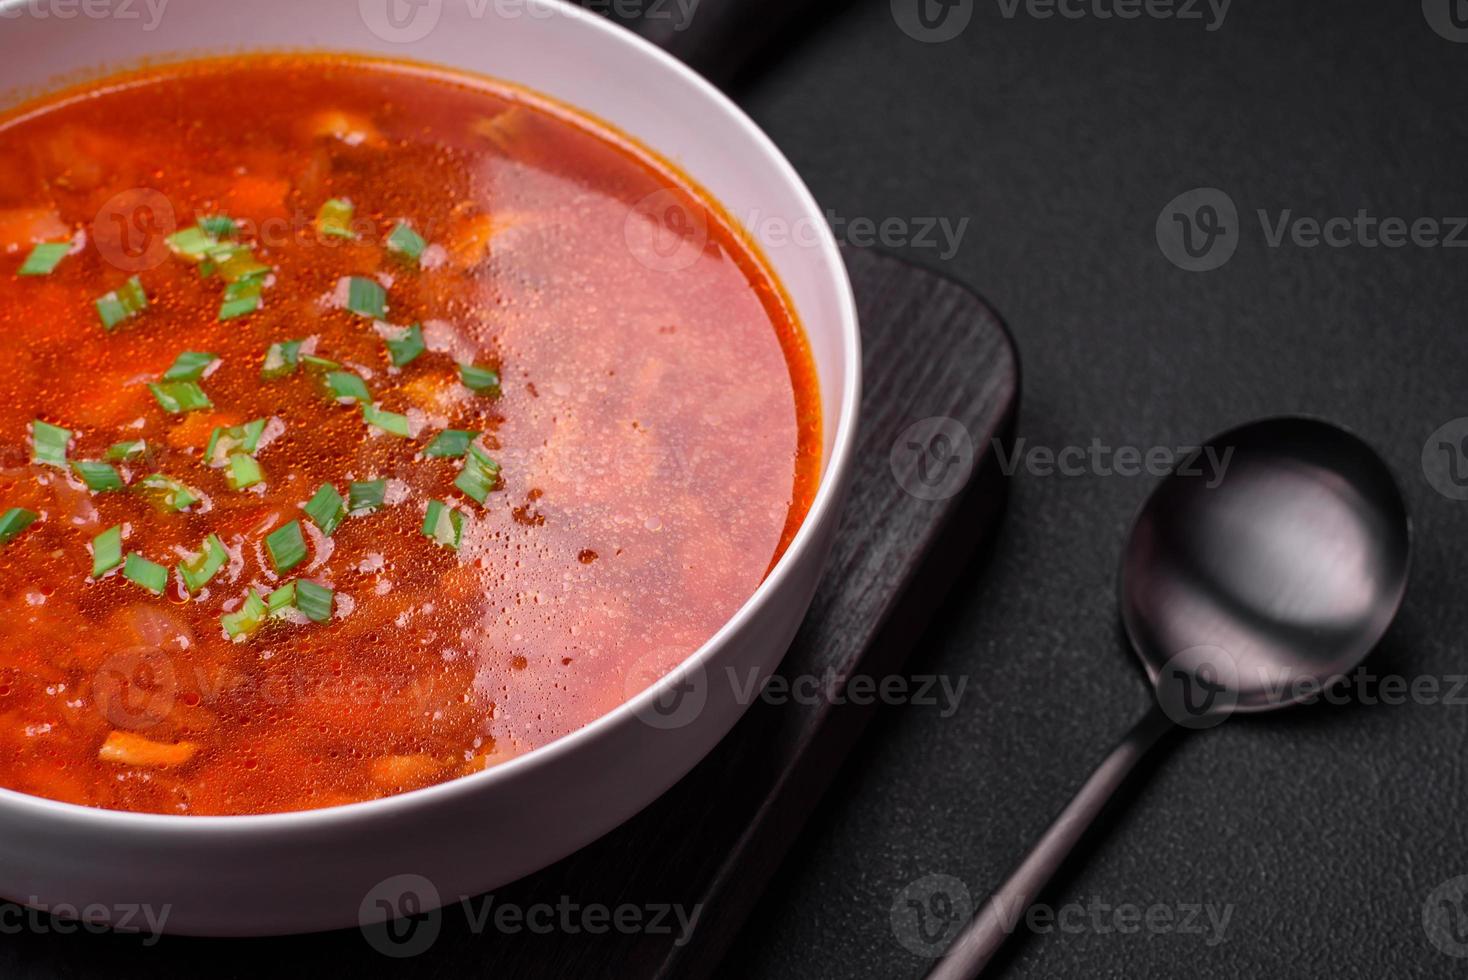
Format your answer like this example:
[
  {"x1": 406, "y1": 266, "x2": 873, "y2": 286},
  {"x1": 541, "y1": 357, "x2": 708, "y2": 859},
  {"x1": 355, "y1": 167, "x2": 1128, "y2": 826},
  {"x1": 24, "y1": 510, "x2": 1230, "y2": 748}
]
[{"x1": 0, "y1": 55, "x2": 820, "y2": 814}]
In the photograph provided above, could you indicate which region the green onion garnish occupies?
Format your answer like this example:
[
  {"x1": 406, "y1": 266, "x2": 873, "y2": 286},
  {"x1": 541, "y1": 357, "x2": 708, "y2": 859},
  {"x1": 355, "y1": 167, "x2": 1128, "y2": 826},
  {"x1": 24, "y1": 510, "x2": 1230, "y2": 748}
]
[
  {"x1": 199, "y1": 214, "x2": 238, "y2": 238},
  {"x1": 348, "y1": 479, "x2": 387, "y2": 513},
  {"x1": 265, "y1": 520, "x2": 307, "y2": 573},
  {"x1": 137, "y1": 473, "x2": 200, "y2": 512},
  {"x1": 205, "y1": 418, "x2": 268, "y2": 467},
  {"x1": 344, "y1": 276, "x2": 386, "y2": 319},
  {"x1": 459, "y1": 363, "x2": 501, "y2": 396},
  {"x1": 208, "y1": 242, "x2": 269, "y2": 284},
  {"x1": 422, "y1": 499, "x2": 463, "y2": 551},
  {"x1": 324, "y1": 371, "x2": 372, "y2": 404},
  {"x1": 302, "y1": 354, "x2": 341, "y2": 372},
  {"x1": 95, "y1": 276, "x2": 147, "y2": 331},
  {"x1": 317, "y1": 198, "x2": 357, "y2": 240},
  {"x1": 179, "y1": 533, "x2": 228, "y2": 594},
  {"x1": 0, "y1": 508, "x2": 38, "y2": 545},
  {"x1": 165, "y1": 226, "x2": 217, "y2": 261},
  {"x1": 122, "y1": 553, "x2": 168, "y2": 595},
  {"x1": 455, "y1": 445, "x2": 502, "y2": 505},
  {"x1": 266, "y1": 581, "x2": 297, "y2": 616},
  {"x1": 91, "y1": 525, "x2": 122, "y2": 577},
  {"x1": 303, "y1": 483, "x2": 346, "y2": 536},
  {"x1": 72, "y1": 459, "x2": 124, "y2": 492},
  {"x1": 384, "y1": 322, "x2": 425, "y2": 367},
  {"x1": 424, "y1": 429, "x2": 478, "y2": 458},
  {"x1": 149, "y1": 381, "x2": 213, "y2": 414},
  {"x1": 295, "y1": 580, "x2": 334, "y2": 622},
  {"x1": 386, "y1": 222, "x2": 427, "y2": 262},
  {"x1": 362, "y1": 403, "x2": 410, "y2": 437},
  {"x1": 163, "y1": 350, "x2": 219, "y2": 382},
  {"x1": 104, "y1": 439, "x2": 146, "y2": 462},
  {"x1": 219, "y1": 277, "x2": 264, "y2": 320},
  {"x1": 262, "y1": 339, "x2": 305, "y2": 379},
  {"x1": 221, "y1": 588, "x2": 266, "y2": 639},
  {"x1": 226, "y1": 453, "x2": 264, "y2": 490},
  {"x1": 19, "y1": 241, "x2": 69, "y2": 276},
  {"x1": 30, "y1": 420, "x2": 71, "y2": 468}
]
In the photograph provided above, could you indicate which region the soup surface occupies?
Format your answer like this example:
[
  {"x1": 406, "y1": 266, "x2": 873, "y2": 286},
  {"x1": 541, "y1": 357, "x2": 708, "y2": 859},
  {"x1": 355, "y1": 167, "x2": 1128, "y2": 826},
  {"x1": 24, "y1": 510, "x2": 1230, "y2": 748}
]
[{"x1": 0, "y1": 55, "x2": 819, "y2": 815}]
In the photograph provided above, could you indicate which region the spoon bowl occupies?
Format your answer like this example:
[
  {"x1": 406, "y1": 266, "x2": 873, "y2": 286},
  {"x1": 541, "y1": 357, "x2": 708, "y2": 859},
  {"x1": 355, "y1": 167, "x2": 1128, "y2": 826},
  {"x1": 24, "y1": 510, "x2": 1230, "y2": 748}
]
[{"x1": 1122, "y1": 416, "x2": 1412, "y2": 721}]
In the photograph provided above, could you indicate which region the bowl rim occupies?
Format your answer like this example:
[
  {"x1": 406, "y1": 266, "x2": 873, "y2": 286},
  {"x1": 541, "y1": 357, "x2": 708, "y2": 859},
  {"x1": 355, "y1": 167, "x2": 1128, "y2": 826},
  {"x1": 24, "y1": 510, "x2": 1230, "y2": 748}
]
[{"x1": 0, "y1": 0, "x2": 863, "y2": 833}]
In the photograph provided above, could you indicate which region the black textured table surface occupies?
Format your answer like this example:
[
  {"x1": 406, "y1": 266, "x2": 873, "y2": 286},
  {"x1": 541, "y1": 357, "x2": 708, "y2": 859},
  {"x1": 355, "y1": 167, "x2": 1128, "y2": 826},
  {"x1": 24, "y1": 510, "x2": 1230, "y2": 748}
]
[{"x1": 721, "y1": 1, "x2": 1468, "y2": 977}]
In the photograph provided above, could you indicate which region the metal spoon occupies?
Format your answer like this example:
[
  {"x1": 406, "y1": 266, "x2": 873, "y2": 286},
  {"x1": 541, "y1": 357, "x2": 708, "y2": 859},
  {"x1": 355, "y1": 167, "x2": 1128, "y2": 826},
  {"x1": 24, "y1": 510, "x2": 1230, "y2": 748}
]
[{"x1": 928, "y1": 416, "x2": 1412, "y2": 978}]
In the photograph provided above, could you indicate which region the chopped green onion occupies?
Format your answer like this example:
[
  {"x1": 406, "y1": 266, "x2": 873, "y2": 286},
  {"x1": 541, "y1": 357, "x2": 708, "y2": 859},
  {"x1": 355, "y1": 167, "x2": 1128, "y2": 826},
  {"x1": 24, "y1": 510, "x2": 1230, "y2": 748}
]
[
  {"x1": 303, "y1": 483, "x2": 346, "y2": 536},
  {"x1": 362, "y1": 403, "x2": 410, "y2": 437},
  {"x1": 324, "y1": 371, "x2": 372, "y2": 404},
  {"x1": 455, "y1": 445, "x2": 502, "y2": 505},
  {"x1": 459, "y1": 363, "x2": 501, "y2": 396},
  {"x1": 19, "y1": 241, "x2": 69, "y2": 276},
  {"x1": 137, "y1": 473, "x2": 199, "y2": 512},
  {"x1": 163, "y1": 350, "x2": 219, "y2": 382},
  {"x1": 221, "y1": 589, "x2": 267, "y2": 639},
  {"x1": 122, "y1": 553, "x2": 168, "y2": 595},
  {"x1": 348, "y1": 479, "x2": 387, "y2": 513},
  {"x1": 207, "y1": 243, "x2": 269, "y2": 284},
  {"x1": 317, "y1": 198, "x2": 357, "y2": 240},
  {"x1": 198, "y1": 214, "x2": 238, "y2": 238},
  {"x1": 219, "y1": 277, "x2": 264, "y2": 320},
  {"x1": 104, "y1": 439, "x2": 146, "y2": 462},
  {"x1": 295, "y1": 580, "x2": 334, "y2": 622},
  {"x1": 165, "y1": 226, "x2": 217, "y2": 261},
  {"x1": 95, "y1": 276, "x2": 147, "y2": 331},
  {"x1": 30, "y1": 420, "x2": 71, "y2": 468},
  {"x1": 422, "y1": 499, "x2": 463, "y2": 551},
  {"x1": 265, "y1": 520, "x2": 307, "y2": 573},
  {"x1": 226, "y1": 453, "x2": 264, "y2": 490},
  {"x1": 344, "y1": 276, "x2": 386, "y2": 319},
  {"x1": 205, "y1": 418, "x2": 268, "y2": 466},
  {"x1": 266, "y1": 581, "x2": 297, "y2": 616},
  {"x1": 179, "y1": 534, "x2": 228, "y2": 594},
  {"x1": 72, "y1": 459, "x2": 124, "y2": 492},
  {"x1": 0, "y1": 507, "x2": 37, "y2": 545},
  {"x1": 91, "y1": 525, "x2": 122, "y2": 577},
  {"x1": 262, "y1": 339, "x2": 305, "y2": 379},
  {"x1": 386, "y1": 222, "x2": 427, "y2": 262},
  {"x1": 149, "y1": 381, "x2": 213, "y2": 414},
  {"x1": 424, "y1": 429, "x2": 478, "y2": 458},
  {"x1": 301, "y1": 353, "x2": 341, "y2": 373},
  {"x1": 384, "y1": 322, "x2": 425, "y2": 367}
]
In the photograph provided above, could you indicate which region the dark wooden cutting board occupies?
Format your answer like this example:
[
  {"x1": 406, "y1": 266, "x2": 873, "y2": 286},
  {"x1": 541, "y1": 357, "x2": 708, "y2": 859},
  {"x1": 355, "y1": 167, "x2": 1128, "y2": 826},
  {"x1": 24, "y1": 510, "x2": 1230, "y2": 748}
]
[{"x1": 0, "y1": 245, "x2": 1019, "y2": 979}]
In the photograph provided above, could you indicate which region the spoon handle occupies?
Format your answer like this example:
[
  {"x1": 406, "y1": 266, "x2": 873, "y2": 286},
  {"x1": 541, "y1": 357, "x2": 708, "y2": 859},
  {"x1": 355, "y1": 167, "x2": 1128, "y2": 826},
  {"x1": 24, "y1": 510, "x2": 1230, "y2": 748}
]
[{"x1": 926, "y1": 703, "x2": 1175, "y2": 980}]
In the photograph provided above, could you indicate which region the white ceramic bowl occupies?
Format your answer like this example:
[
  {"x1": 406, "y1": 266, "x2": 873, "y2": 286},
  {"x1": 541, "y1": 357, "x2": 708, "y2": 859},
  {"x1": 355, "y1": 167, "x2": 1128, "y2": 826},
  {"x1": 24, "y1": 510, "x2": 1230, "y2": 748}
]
[{"x1": 0, "y1": 0, "x2": 859, "y2": 937}]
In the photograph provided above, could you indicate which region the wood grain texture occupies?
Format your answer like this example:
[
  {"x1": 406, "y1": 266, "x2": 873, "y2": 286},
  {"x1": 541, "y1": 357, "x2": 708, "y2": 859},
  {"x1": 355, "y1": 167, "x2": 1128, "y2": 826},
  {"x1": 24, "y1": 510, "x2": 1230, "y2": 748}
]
[{"x1": 0, "y1": 246, "x2": 1018, "y2": 979}]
